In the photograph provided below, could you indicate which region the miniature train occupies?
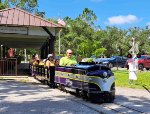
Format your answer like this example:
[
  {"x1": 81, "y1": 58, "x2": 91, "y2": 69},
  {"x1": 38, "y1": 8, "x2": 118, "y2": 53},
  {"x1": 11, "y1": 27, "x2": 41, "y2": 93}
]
[{"x1": 30, "y1": 62, "x2": 115, "y2": 103}]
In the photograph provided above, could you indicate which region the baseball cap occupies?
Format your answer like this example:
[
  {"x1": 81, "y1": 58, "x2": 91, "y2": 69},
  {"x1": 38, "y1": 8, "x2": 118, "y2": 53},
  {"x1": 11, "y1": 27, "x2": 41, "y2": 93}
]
[{"x1": 47, "y1": 54, "x2": 53, "y2": 58}]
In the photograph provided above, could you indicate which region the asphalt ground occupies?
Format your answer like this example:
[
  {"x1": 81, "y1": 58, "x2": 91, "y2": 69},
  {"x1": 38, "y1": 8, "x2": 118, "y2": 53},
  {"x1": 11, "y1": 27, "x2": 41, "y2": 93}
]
[{"x1": 0, "y1": 77, "x2": 150, "y2": 114}]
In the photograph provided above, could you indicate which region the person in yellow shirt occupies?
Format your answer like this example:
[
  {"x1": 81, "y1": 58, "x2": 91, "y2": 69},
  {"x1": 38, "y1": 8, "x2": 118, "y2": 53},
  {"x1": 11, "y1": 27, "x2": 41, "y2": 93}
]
[
  {"x1": 59, "y1": 49, "x2": 77, "y2": 66},
  {"x1": 38, "y1": 59, "x2": 45, "y2": 65},
  {"x1": 45, "y1": 54, "x2": 55, "y2": 68},
  {"x1": 29, "y1": 55, "x2": 39, "y2": 76}
]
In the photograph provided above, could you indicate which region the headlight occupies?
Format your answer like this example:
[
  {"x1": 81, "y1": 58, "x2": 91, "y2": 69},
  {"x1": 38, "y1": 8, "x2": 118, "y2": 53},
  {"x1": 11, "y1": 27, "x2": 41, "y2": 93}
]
[{"x1": 103, "y1": 72, "x2": 108, "y2": 77}]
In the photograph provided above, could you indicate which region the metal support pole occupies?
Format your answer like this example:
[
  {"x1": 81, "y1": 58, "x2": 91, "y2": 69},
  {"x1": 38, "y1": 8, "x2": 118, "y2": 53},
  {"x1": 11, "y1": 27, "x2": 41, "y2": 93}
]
[
  {"x1": 0, "y1": 45, "x2": 2, "y2": 59},
  {"x1": 58, "y1": 30, "x2": 61, "y2": 55},
  {"x1": 24, "y1": 49, "x2": 27, "y2": 63}
]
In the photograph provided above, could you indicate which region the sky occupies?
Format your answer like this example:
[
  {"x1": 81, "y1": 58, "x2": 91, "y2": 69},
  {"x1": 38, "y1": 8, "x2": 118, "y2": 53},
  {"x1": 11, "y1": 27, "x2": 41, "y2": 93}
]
[{"x1": 38, "y1": 0, "x2": 150, "y2": 29}]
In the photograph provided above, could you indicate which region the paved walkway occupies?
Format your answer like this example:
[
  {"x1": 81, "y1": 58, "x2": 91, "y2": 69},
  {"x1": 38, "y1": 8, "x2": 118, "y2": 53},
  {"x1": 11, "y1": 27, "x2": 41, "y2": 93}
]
[
  {"x1": 0, "y1": 78, "x2": 150, "y2": 114},
  {"x1": 0, "y1": 79, "x2": 99, "y2": 114}
]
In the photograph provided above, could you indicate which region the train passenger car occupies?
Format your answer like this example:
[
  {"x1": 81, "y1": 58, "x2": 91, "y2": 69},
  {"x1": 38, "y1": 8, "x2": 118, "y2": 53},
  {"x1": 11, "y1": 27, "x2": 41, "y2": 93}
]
[{"x1": 55, "y1": 62, "x2": 115, "y2": 102}]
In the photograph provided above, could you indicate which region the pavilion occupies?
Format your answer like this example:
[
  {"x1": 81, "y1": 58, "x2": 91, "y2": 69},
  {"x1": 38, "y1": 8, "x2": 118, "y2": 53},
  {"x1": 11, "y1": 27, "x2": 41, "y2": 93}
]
[{"x1": 0, "y1": 7, "x2": 62, "y2": 76}]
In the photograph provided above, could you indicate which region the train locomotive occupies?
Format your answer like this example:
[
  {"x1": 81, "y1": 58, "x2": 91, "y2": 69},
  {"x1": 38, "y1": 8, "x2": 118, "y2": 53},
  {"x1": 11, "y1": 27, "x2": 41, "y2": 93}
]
[{"x1": 31, "y1": 62, "x2": 115, "y2": 103}]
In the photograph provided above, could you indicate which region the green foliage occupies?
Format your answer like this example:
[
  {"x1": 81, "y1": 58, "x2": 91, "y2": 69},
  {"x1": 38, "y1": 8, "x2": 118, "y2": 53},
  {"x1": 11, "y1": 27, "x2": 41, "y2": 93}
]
[
  {"x1": 57, "y1": 12, "x2": 150, "y2": 58},
  {"x1": 0, "y1": 0, "x2": 44, "y2": 16},
  {"x1": 113, "y1": 70, "x2": 150, "y2": 89},
  {"x1": 10, "y1": 0, "x2": 38, "y2": 12},
  {"x1": 94, "y1": 48, "x2": 107, "y2": 57},
  {"x1": 35, "y1": 9, "x2": 45, "y2": 17},
  {"x1": 78, "y1": 8, "x2": 97, "y2": 26},
  {"x1": 0, "y1": 0, "x2": 9, "y2": 9},
  {"x1": 55, "y1": 8, "x2": 101, "y2": 57},
  {"x1": 85, "y1": 58, "x2": 93, "y2": 62}
]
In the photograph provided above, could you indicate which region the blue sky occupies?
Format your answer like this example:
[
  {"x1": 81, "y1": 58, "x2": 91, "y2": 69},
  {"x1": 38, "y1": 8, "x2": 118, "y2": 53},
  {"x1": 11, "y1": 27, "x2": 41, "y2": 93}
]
[{"x1": 38, "y1": 0, "x2": 150, "y2": 29}]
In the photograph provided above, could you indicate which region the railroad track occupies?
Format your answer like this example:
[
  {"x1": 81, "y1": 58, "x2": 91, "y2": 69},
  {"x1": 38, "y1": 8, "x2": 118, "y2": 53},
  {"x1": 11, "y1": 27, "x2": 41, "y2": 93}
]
[
  {"x1": 69, "y1": 96, "x2": 148, "y2": 114},
  {"x1": 102, "y1": 102, "x2": 146, "y2": 114}
]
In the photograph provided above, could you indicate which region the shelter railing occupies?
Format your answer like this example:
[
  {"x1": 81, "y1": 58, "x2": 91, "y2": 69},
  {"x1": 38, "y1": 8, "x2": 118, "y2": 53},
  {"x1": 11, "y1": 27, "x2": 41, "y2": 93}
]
[{"x1": 0, "y1": 58, "x2": 17, "y2": 76}]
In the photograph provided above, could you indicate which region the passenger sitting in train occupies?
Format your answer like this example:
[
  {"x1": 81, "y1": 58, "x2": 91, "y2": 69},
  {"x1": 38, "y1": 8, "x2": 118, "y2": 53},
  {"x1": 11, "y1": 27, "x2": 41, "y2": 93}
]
[
  {"x1": 30, "y1": 54, "x2": 39, "y2": 76},
  {"x1": 30, "y1": 54, "x2": 40, "y2": 65},
  {"x1": 44, "y1": 54, "x2": 55, "y2": 68},
  {"x1": 29, "y1": 55, "x2": 36, "y2": 65},
  {"x1": 38, "y1": 59, "x2": 45, "y2": 65},
  {"x1": 59, "y1": 49, "x2": 77, "y2": 66},
  {"x1": 54, "y1": 59, "x2": 60, "y2": 66}
]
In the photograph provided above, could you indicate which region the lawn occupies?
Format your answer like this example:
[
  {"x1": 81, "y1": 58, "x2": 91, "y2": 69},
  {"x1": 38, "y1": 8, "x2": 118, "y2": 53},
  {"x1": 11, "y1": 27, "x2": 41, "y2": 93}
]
[{"x1": 113, "y1": 70, "x2": 150, "y2": 89}]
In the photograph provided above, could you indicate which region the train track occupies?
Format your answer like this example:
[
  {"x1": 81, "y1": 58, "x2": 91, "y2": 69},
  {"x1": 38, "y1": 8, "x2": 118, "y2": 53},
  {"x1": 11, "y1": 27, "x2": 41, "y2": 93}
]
[
  {"x1": 68, "y1": 96, "x2": 148, "y2": 114},
  {"x1": 102, "y1": 102, "x2": 146, "y2": 114}
]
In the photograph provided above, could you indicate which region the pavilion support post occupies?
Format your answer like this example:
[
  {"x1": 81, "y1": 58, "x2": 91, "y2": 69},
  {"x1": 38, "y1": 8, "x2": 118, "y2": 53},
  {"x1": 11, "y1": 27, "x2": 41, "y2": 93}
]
[
  {"x1": 40, "y1": 47, "x2": 44, "y2": 59},
  {"x1": 0, "y1": 45, "x2": 2, "y2": 59},
  {"x1": 40, "y1": 41, "x2": 49, "y2": 59},
  {"x1": 42, "y1": 27, "x2": 55, "y2": 56},
  {"x1": 48, "y1": 36, "x2": 55, "y2": 56},
  {"x1": 45, "y1": 42, "x2": 48, "y2": 58},
  {"x1": 2, "y1": 46, "x2": 5, "y2": 58}
]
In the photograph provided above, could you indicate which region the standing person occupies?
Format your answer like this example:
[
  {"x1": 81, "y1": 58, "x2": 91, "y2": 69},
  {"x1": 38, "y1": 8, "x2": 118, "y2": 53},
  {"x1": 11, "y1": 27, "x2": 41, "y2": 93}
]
[
  {"x1": 8, "y1": 48, "x2": 14, "y2": 58},
  {"x1": 45, "y1": 54, "x2": 55, "y2": 68},
  {"x1": 59, "y1": 49, "x2": 77, "y2": 66},
  {"x1": 44, "y1": 54, "x2": 55, "y2": 87}
]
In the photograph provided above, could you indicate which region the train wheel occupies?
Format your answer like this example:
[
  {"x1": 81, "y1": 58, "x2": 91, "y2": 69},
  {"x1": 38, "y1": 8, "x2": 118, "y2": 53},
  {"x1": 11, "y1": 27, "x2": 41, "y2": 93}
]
[
  {"x1": 138, "y1": 64, "x2": 144, "y2": 71},
  {"x1": 146, "y1": 68, "x2": 150, "y2": 70},
  {"x1": 44, "y1": 80, "x2": 48, "y2": 85},
  {"x1": 47, "y1": 82, "x2": 55, "y2": 88},
  {"x1": 88, "y1": 93, "x2": 98, "y2": 103},
  {"x1": 105, "y1": 96, "x2": 115, "y2": 103},
  {"x1": 60, "y1": 85, "x2": 66, "y2": 92},
  {"x1": 52, "y1": 83, "x2": 58, "y2": 88},
  {"x1": 110, "y1": 92, "x2": 115, "y2": 102},
  {"x1": 57, "y1": 84, "x2": 62, "y2": 90},
  {"x1": 105, "y1": 92, "x2": 115, "y2": 103},
  {"x1": 81, "y1": 91, "x2": 88, "y2": 101},
  {"x1": 75, "y1": 89, "x2": 80, "y2": 97}
]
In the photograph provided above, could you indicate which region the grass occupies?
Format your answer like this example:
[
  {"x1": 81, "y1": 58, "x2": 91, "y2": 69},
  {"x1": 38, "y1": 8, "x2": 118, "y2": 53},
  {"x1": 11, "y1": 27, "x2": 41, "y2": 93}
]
[{"x1": 113, "y1": 70, "x2": 150, "y2": 89}]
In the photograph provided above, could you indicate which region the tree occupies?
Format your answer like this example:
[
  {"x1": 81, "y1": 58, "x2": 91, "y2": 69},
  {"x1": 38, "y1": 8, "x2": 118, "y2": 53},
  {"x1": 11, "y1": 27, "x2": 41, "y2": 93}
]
[
  {"x1": 57, "y1": 8, "x2": 99, "y2": 57},
  {"x1": 0, "y1": 0, "x2": 9, "y2": 9},
  {"x1": 78, "y1": 8, "x2": 97, "y2": 27},
  {"x1": 0, "y1": 0, "x2": 44, "y2": 17},
  {"x1": 10, "y1": 0, "x2": 38, "y2": 12}
]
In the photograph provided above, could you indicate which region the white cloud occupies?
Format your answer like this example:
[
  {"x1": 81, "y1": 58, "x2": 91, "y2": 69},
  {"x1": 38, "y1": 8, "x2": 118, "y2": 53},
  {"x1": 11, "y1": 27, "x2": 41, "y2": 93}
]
[
  {"x1": 90, "y1": 0, "x2": 103, "y2": 2},
  {"x1": 106, "y1": 15, "x2": 139, "y2": 25},
  {"x1": 146, "y1": 22, "x2": 150, "y2": 26}
]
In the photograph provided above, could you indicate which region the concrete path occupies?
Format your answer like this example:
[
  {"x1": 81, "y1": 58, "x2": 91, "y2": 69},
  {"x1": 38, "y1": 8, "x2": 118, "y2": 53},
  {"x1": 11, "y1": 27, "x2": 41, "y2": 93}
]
[
  {"x1": 0, "y1": 78, "x2": 150, "y2": 114},
  {"x1": 0, "y1": 79, "x2": 99, "y2": 114}
]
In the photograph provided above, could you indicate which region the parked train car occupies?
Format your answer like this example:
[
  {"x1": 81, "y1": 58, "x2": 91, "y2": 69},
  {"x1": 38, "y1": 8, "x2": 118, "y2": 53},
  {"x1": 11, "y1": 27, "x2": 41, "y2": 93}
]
[{"x1": 30, "y1": 62, "x2": 115, "y2": 103}]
